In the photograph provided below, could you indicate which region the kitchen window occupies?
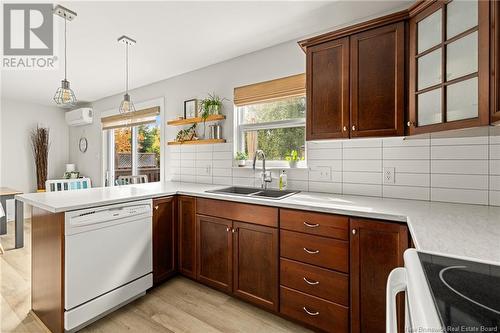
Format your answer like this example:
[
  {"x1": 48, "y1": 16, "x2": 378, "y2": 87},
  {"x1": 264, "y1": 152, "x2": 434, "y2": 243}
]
[
  {"x1": 234, "y1": 74, "x2": 306, "y2": 164},
  {"x1": 102, "y1": 107, "x2": 161, "y2": 185}
]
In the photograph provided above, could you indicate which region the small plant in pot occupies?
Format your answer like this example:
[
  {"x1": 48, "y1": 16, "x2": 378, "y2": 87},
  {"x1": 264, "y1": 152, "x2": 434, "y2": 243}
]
[
  {"x1": 200, "y1": 93, "x2": 228, "y2": 116},
  {"x1": 285, "y1": 150, "x2": 303, "y2": 168},
  {"x1": 235, "y1": 152, "x2": 248, "y2": 167}
]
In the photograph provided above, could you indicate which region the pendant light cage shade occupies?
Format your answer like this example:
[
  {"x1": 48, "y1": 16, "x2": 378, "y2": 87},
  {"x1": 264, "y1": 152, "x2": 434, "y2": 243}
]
[
  {"x1": 53, "y1": 80, "x2": 77, "y2": 107},
  {"x1": 119, "y1": 93, "x2": 136, "y2": 114}
]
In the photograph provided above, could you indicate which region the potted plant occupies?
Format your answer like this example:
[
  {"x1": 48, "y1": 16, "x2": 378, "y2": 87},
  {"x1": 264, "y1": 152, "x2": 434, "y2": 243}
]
[
  {"x1": 30, "y1": 126, "x2": 50, "y2": 192},
  {"x1": 285, "y1": 150, "x2": 302, "y2": 168},
  {"x1": 235, "y1": 152, "x2": 248, "y2": 167},
  {"x1": 200, "y1": 93, "x2": 228, "y2": 116}
]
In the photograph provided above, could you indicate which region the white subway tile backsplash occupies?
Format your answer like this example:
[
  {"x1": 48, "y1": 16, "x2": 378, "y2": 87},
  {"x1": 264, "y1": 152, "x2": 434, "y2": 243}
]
[
  {"x1": 431, "y1": 145, "x2": 488, "y2": 160},
  {"x1": 490, "y1": 145, "x2": 500, "y2": 160},
  {"x1": 431, "y1": 188, "x2": 488, "y2": 205},
  {"x1": 343, "y1": 172, "x2": 382, "y2": 185},
  {"x1": 383, "y1": 159, "x2": 430, "y2": 173},
  {"x1": 308, "y1": 148, "x2": 342, "y2": 160},
  {"x1": 343, "y1": 159, "x2": 382, "y2": 172},
  {"x1": 307, "y1": 140, "x2": 342, "y2": 149},
  {"x1": 490, "y1": 160, "x2": 500, "y2": 175},
  {"x1": 431, "y1": 174, "x2": 488, "y2": 190},
  {"x1": 308, "y1": 159, "x2": 342, "y2": 171},
  {"x1": 490, "y1": 176, "x2": 500, "y2": 191},
  {"x1": 308, "y1": 181, "x2": 342, "y2": 194},
  {"x1": 213, "y1": 177, "x2": 232, "y2": 185},
  {"x1": 394, "y1": 173, "x2": 430, "y2": 187},
  {"x1": 383, "y1": 185, "x2": 430, "y2": 201},
  {"x1": 343, "y1": 138, "x2": 382, "y2": 148},
  {"x1": 343, "y1": 183, "x2": 382, "y2": 197},
  {"x1": 489, "y1": 190, "x2": 500, "y2": 206},
  {"x1": 213, "y1": 151, "x2": 233, "y2": 160},
  {"x1": 383, "y1": 135, "x2": 430, "y2": 147},
  {"x1": 167, "y1": 126, "x2": 498, "y2": 206},
  {"x1": 343, "y1": 147, "x2": 382, "y2": 160},
  {"x1": 383, "y1": 146, "x2": 429, "y2": 160},
  {"x1": 431, "y1": 160, "x2": 488, "y2": 175}
]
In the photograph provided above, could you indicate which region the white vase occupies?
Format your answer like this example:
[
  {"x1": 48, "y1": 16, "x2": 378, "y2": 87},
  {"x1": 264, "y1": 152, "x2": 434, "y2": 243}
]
[
  {"x1": 288, "y1": 161, "x2": 297, "y2": 168},
  {"x1": 237, "y1": 160, "x2": 246, "y2": 167}
]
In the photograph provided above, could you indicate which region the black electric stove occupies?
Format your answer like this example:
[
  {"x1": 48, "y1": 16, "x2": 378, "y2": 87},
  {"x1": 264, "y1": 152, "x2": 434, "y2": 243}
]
[{"x1": 418, "y1": 252, "x2": 500, "y2": 332}]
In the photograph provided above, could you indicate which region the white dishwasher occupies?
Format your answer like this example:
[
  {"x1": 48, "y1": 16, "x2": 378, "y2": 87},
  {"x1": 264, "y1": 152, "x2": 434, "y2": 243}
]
[{"x1": 64, "y1": 199, "x2": 153, "y2": 332}]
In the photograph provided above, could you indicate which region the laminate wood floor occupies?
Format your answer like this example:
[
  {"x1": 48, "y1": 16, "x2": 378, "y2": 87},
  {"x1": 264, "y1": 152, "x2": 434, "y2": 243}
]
[{"x1": 0, "y1": 220, "x2": 312, "y2": 333}]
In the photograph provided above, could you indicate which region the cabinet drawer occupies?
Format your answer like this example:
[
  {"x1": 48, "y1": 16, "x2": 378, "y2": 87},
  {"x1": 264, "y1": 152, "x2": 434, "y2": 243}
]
[
  {"x1": 280, "y1": 230, "x2": 349, "y2": 273},
  {"x1": 280, "y1": 286, "x2": 348, "y2": 333},
  {"x1": 197, "y1": 198, "x2": 278, "y2": 227},
  {"x1": 280, "y1": 209, "x2": 348, "y2": 240},
  {"x1": 280, "y1": 258, "x2": 348, "y2": 306}
]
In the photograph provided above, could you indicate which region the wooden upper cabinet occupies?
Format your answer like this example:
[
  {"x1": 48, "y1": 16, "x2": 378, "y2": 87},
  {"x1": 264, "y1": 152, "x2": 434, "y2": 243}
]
[
  {"x1": 232, "y1": 221, "x2": 278, "y2": 312},
  {"x1": 196, "y1": 214, "x2": 233, "y2": 293},
  {"x1": 408, "y1": 0, "x2": 490, "y2": 134},
  {"x1": 152, "y1": 197, "x2": 176, "y2": 285},
  {"x1": 350, "y1": 22, "x2": 405, "y2": 137},
  {"x1": 492, "y1": 0, "x2": 500, "y2": 124},
  {"x1": 349, "y1": 218, "x2": 408, "y2": 333},
  {"x1": 178, "y1": 196, "x2": 196, "y2": 279},
  {"x1": 306, "y1": 37, "x2": 350, "y2": 140}
]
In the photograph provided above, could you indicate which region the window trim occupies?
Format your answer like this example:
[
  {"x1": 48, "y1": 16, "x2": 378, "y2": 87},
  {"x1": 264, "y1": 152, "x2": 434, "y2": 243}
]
[{"x1": 236, "y1": 102, "x2": 306, "y2": 164}]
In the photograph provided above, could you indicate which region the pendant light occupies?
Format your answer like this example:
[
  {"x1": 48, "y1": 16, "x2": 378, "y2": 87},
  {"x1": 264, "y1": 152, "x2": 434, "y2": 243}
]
[
  {"x1": 118, "y1": 36, "x2": 136, "y2": 114},
  {"x1": 53, "y1": 5, "x2": 77, "y2": 107}
]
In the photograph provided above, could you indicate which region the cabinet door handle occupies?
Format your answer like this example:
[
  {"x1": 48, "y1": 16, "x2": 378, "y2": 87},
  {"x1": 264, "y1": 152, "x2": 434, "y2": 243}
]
[
  {"x1": 154, "y1": 205, "x2": 159, "y2": 210},
  {"x1": 343, "y1": 126, "x2": 347, "y2": 131},
  {"x1": 352, "y1": 229, "x2": 357, "y2": 235},
  {"x1": 303, "y1": 277, "x2": 319, "y2": 285},
  {"x1": 232, "y1": 228, "x2": 237, "y2": 233},
  {"x1": 303, "y1": 247, "x2": 320, "y2": 255},
  {"x1": 352, "y1": 125, "x2": 356, "y2": 131},
  {"x1": 226, "y1": 227, "x2": 231, "y2": 232},
  {"x1": 303, "y1": 307, "x2": 320, "y2": 316},
  {"x1": 303, "y1": 221, "x2": 320, "y2": 228}
]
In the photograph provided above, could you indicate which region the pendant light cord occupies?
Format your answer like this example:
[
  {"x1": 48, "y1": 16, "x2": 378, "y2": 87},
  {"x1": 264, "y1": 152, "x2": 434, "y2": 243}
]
[
  {"x1": 64, "y1": 16, "x2": 67, "y2": 81},
  {"x1": 126, "y1": 42, "x2": 129, "y2": 94}
]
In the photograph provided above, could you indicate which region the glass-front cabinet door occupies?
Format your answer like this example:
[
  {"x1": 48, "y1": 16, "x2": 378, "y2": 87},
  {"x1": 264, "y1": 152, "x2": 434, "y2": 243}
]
[{"x1": 408, "y1": 0, "x2": 490, "y2": 134}]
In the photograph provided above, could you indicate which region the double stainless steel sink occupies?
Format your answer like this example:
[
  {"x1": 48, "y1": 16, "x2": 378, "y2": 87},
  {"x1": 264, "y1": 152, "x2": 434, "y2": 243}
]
[{"x1": 206, "y1": 186, "x2": 299, "y2": 200}]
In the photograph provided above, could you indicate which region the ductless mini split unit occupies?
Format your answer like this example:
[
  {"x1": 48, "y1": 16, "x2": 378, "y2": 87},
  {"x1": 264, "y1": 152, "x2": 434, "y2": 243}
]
[{"x1": 65, "y1": 108, "x2": 93, "y2": 126}]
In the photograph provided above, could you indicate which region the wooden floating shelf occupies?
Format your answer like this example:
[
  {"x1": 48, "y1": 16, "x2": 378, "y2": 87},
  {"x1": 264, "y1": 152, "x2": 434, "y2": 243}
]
[
  {"x1": 167, "y1": 139, "x2": 226, "y2": 145},
  {"x1": 167, "y1": 114, "x2": 226, "y2": 126}
]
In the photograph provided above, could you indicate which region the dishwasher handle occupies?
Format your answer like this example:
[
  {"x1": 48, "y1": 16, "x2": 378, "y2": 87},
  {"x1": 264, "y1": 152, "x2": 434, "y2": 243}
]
[{"x1": 386, "y1": 267, "x2": 407, "y2": 333}]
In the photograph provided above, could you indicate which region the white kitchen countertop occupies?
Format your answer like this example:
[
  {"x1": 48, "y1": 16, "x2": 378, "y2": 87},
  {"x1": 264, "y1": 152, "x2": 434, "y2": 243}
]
[{"x1": 16, "y1": 181, "x2": 500, "y2": 264}]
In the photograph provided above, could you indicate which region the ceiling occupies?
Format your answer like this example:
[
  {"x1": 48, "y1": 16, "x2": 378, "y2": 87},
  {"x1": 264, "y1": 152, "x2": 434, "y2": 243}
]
[{"x1": 1, "y1": 1, "x2": 411, "y2": 107}]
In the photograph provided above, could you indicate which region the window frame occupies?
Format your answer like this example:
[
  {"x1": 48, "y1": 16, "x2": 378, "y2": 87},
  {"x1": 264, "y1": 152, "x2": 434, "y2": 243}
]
[{"x1": 235, "y1": 97, "x2": 306, "y2": 166}]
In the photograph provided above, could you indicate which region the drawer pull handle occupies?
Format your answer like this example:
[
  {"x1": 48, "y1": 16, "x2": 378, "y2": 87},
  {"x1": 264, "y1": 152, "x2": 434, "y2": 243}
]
[
  {"x1": 303, "y1": 307, "x2": 320, "y2": 316},
  {"x1": 303, "y1": 221, "x2": 320, "y2": 228},
  {"x1": 303, "y1": 277, "x2": 319, "y2": 285},
  {"x1": 303, "y1": 247, "x2": 320, "y2": 255}
]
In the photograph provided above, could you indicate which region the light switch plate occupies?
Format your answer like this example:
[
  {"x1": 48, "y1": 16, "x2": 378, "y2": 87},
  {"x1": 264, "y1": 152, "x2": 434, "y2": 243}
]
[
  {"x1": 310, "y1": 166, "x2": 331, "y2": 181},
  {"x1": 383, "y1": 167, "x2": 395, "y2": 184}
]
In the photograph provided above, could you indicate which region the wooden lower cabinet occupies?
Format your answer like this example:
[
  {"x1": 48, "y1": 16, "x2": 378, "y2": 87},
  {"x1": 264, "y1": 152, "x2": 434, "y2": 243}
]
[
  {"x1": 152, "y1": 197, "x2": 176, "y2": 285},
  {"x1": 178, "y1": 196, "x2": 197, "y2": 279},
  {"x1": 196, "y1": 214, "x2": 233, "y2": 293},
  {"x1": 350, "y1": 218, "x2": 408, "y2": 333},
  {"x1": 233, "y1": 221, "x2": 278, "y2": 311},
  {"x1": 492, "y1": 0, "x2": 500, "y2": 124},
  {"x1": 280, "y1": 286, "x2": 349, "y2": 333}
]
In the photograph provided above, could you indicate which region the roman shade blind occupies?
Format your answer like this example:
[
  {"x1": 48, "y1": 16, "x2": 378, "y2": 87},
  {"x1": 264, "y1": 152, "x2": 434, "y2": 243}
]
[
  {"x1": 233, "y1": 73, "x2": 305, "y2": 106},
  {"x1": 101, "y1": 106, "x2": 160, "y2": 130}
]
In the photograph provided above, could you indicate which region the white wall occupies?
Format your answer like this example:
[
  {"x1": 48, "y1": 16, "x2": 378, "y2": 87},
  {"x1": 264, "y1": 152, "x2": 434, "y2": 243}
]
[
  {"x1": 69, "y1": 40, "x2": 305, "y2": 185},
  {"x1": 0, "y1": 99, "x2": 69, "y2": 217}
]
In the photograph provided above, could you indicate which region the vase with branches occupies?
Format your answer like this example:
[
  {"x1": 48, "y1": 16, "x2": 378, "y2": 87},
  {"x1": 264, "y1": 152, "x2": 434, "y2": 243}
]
[{"x1": 30, "y1": 126, "x2": 50, "y2": 191}]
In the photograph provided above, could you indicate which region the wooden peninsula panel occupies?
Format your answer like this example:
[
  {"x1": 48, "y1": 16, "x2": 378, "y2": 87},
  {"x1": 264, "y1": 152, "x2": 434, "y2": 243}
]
[{"x1": 31, "y1": 207, "x2": 65, "y2": 333}]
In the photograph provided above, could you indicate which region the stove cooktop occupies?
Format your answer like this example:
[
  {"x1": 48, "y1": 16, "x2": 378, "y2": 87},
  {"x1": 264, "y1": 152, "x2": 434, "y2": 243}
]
[{"x1": 418, "y1": 252, "x2": 500, "y2": 332}]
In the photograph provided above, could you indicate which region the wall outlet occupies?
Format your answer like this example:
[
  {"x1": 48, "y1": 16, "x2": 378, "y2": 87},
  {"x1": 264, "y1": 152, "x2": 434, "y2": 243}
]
[
  {"x1": 383, "y1": 167, "x2": 395, "y2": 184},
  {"x1": 310, "y1": 166, "x2": 331, "y2": 181}
]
